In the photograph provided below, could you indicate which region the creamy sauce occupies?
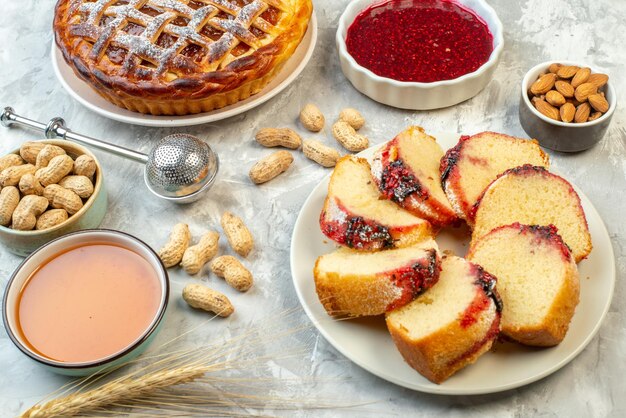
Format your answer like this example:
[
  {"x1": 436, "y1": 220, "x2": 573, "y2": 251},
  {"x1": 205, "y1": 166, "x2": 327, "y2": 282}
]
[{"x1": 16, "y1": 243, "x2": 162, "y2": 363}]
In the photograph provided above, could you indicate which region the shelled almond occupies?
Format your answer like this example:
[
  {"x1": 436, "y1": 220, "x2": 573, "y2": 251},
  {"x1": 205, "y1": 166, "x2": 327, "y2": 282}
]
[{"x1": 530, "y1": 64, "x2": 610, "y2": 123}]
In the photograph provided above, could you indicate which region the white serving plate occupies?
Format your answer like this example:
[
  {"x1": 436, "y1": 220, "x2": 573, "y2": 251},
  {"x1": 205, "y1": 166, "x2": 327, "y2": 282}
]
[
  {"x1": 51, "y1": 14, "x2": 317, "y2": 127},
  {"x1": 290, "y1": 131, "x2": 615, "y2": 395}
]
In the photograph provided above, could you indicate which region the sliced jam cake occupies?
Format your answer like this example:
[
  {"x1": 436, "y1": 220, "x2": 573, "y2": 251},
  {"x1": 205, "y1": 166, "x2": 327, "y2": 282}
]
[
  {"x1": 314, "y1": 238, "x2": 441, "y2": 317},
  {"x1": 468, "y1": 223, "x2": 580, "y2": 346},
  {"x1": 471, "y1": 165, "x2": 592, "y2": 262},
  {"x1": 440, "y1": 132, "x2": 549, "y2": 224},
  {"x1": 320, "y1": 156, "x2": 432, "y2": 251},
  {"x1": 385, "y1": 256, "x2": 502, "y2": 384},
  {"x1": 371, "y1": 126, "x2": 458, "y2": 227}
]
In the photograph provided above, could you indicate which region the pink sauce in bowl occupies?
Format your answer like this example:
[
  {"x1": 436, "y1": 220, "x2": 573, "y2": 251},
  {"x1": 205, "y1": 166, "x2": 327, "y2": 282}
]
[{"x1": 345, "y1": 0, "x2": 494, "y2": 83}]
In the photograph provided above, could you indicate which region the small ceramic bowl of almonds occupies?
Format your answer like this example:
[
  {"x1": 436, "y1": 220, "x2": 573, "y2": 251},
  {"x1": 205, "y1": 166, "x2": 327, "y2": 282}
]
[
  {"x1": 519, "y1": 61, "x2": 616, "y2": 152},
  {"x1": 0, "y1": 140, "x2": 106, "y2": 256}
]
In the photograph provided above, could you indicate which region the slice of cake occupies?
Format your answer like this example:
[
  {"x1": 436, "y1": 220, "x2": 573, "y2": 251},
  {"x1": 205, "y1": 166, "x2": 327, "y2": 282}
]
[
  {"x1": 320, "y1": 156, "x2": 432, "y2": 251},
  {"x1": 385, "y1": 256, "x2": 502, "y2": 384},
  {"x1": 467, "y1": 223, "x2": 579, "y2": 346},
  {"x1": 440, "y1": 132, "x2": 550, "y2": 223},
  {"x1": 371, "y1": 126, "x2": 458, "y2": 227},
  {"x1": 471, "y1": 165, "x2": 592, "y2": 262},
  {"x1": 314, "y1": 238, "x2": 441, "y2": 317}
]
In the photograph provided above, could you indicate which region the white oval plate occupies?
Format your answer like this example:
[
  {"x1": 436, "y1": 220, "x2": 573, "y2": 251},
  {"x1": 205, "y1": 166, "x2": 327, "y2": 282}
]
[
  {"x1": 290, "y1": 132, "x2": 615, "y2": 395},
  {"x1": 51, "y1": 14, "x2": 317, "y2": 127}
]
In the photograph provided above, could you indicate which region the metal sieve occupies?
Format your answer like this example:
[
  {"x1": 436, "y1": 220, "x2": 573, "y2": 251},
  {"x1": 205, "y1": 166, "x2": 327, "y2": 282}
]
[{"x1": 1, "y1": 107, "x2": 219, "y2": 204}]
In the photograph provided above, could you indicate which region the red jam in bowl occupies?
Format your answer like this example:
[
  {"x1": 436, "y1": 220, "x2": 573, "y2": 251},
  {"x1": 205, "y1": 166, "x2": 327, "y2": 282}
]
[{"x1": 345, "y1": 0, "x2": 494, "y2": 82}]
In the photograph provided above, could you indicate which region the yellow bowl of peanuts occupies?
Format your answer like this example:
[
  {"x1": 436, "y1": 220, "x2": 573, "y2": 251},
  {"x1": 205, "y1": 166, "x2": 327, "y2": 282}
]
[
  {"x1": 519, "y1": 61, "x2": 616, "y2": 152},
  {"x1": 0, "y1": 139, "x2": 106, "y2": 256}
]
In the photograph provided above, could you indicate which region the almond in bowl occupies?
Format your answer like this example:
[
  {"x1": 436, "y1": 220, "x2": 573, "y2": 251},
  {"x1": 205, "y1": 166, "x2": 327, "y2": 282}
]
[{"x1": 519, "y1": 61, "x2": 616, "y2": 152}]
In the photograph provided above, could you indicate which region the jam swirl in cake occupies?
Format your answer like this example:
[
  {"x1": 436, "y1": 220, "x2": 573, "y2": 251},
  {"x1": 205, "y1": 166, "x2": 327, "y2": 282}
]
[{"x1": 386, "y1": 249, "x2": 441, "y2": 311}]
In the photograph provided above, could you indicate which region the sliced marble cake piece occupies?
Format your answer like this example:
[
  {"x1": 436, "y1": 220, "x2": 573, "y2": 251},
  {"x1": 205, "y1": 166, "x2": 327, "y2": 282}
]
[
  {"x1": 314, "y1": 238, "x2": 441, "y2": 317},
  {"x1": 371, "y1": 126, "x2": 458, "y2": 227},
  {"x1": 468, "y1": 223, "x2": 579, "y2": 346},
  {"x1": 320, "y1": 156, "x2": 432, "y2": 251},
  {"x1": 440, "y1": 132, "x2": 549, "y2": 224},
  {"x1": 386, "y1": 255, "x2": 502, "y2": 384},
  {"x1": 470, "y1": 165, "x2": 592, "y2": 262}
]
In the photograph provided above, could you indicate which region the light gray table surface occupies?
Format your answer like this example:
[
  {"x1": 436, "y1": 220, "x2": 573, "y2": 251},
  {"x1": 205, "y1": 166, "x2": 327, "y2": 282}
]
[{"x1": 1, "y1": 0, "x2": 624, "y2": 416}]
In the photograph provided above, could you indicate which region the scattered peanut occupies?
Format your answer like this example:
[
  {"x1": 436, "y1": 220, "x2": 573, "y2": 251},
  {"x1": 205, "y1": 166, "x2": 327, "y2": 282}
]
[
  {"x1": 249, "y1": 150, "x2": 293, "y2": 184},
  {"x1": 303, "y1": 140, "x2": 341, "y2": 168},
  {"x1": 338, "y1": 108, "x2": 365, "y2": 130},
  {"x1": 43, "y1": 184, "x2": 83, "y2": 215},
  {"x1": 58, "y1": 175, "x2": 94, "y2": 199},
  {"x1": 36, "y1": 209, "x2": 68, "y2": 230},
  {"x1": 182, "y1": 283, "x2": 234, "y2": 317},
  {"x1": 73, "y1": 154, "x2": 97, "y2": 179},
  {"x1": 210, "y1": 255, "x2": 253, "y2": 292},
  {"x1": 332, "y1": 120, "x2": 369, "y2": 152},
  {"x1": 19, "y1": 174, "x2": 44, "y2": 196},
  {"x1": 255, "y1": 128, "x2": 302, "y2": 149},
  {"x1": 35, "y1": 145, "x2": 66, "y2": 169},
  {"x1": 0, "y1": 186, "x2": 20, "y2": 226},
  {"x1": 299, "y1": 103, "x2": 325, "y2": 132},
  {"x1": 35, "y1": 154, "x2": 74, "y2": 186},
  {"x1": 221, "y1": 211, "x2": 254, "y2": 257},
  {"x1": 12, "y1": 195, "x2": 48, "y2": 230},
  {"x1": 181, "y1": 231, "x2": 220, "y2": 275},
  {"x1": 158, "y1": 223, "x2": 191, "y2": 268},
  {"x1": 0, "y1": 164, "x2": 36, "y2": 187},
  {"x1": 0, "y1": 154, "x2": 24, "y2": 172},
  {"x1": 19, "y1": 142, "x2": 46, "y2": 164}
]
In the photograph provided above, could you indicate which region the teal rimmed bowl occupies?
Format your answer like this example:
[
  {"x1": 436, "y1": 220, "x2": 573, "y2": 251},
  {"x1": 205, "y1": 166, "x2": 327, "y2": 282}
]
[
  {"x1": 2, "y1": 229, "x2": 169, "y2": 376},
  {"x1": 0, "y1": 139, "x2": 107, "y2": 256}
]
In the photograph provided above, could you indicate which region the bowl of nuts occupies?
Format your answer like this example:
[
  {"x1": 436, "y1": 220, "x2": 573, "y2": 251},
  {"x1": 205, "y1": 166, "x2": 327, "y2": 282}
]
[
  {"x1": 0, "y1": 139, "x2": 106, "y2": 256},
  {"x1": 519, "y1": 61, "x2": 616, "y2": 152}
]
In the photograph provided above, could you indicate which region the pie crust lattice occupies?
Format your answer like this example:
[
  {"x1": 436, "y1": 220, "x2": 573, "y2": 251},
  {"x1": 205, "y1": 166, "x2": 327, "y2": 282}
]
[{"x1": 54, "y1": 0, "x2": 313, "y2": 114}]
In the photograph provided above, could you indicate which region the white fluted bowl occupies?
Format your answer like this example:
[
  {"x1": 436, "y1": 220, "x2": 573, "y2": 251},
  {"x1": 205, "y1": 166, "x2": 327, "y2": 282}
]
[{"x1": 336, "y1": 0, "x2": 504, "y2": 110}]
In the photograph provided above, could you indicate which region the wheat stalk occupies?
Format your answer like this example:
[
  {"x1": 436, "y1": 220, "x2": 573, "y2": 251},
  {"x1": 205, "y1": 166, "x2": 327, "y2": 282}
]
[
  {"x1": 22, "y1": 365, "x2": 206, "y2": 417},
  {"x1": 20, "y1": 309, "x2": 376, "y2": 417}
]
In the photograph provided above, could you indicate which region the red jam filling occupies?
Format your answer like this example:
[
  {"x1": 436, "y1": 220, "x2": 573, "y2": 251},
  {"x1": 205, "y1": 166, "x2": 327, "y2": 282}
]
[
  {"x1": 385, "y1": 250, "x2": 441, "y2": 311},
  {"x1": 378, "y1": 145, "x2": 427, "y2": 204},
  {"x1": 512, "y1": 223, "x2": 573, "y2": 261},
  {"x1": 319, "y1": 199, "x2": 394, "y2": 250},
  {"x1": 460, "y1": 264, "x2": 502, "y2": 328},
  {"x1": 346, "y1": 0, "x2": 494, "y2": 82}
]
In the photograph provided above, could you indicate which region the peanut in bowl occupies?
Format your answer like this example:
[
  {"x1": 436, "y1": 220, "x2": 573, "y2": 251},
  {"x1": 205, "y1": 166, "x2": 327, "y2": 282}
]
[
  {"x1": 519, "y1": 61, "x2": 617, "y2": 152},
  {"x1": 0, "y1": 139, "x2": 107, "y2": 256}
]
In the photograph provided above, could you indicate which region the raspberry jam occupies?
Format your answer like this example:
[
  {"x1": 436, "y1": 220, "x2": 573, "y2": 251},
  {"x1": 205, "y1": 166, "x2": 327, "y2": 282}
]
[
  {"x1": 378, "y1": 147, "x2": 427, "y2": 203},
  {"x1": 386, "y1": 250, "x2": 441, "y2": 311},
  {"x1": 346, "y1": 0, "x2": 494, "y2": 82},
  {"x1": 319, "y1": 199, "x2": 394, "y2": 250}
]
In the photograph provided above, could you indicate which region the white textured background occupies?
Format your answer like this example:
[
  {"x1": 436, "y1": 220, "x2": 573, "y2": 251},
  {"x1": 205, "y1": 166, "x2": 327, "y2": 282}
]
[{"x1": 0, "y1": 0, "x2": 625, "y2": 416}]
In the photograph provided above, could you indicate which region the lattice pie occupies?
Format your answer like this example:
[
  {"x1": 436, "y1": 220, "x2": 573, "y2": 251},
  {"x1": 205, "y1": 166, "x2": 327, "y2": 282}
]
[{"x1": 54, "y1": 0, "x2": 313, "y2": 115}]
